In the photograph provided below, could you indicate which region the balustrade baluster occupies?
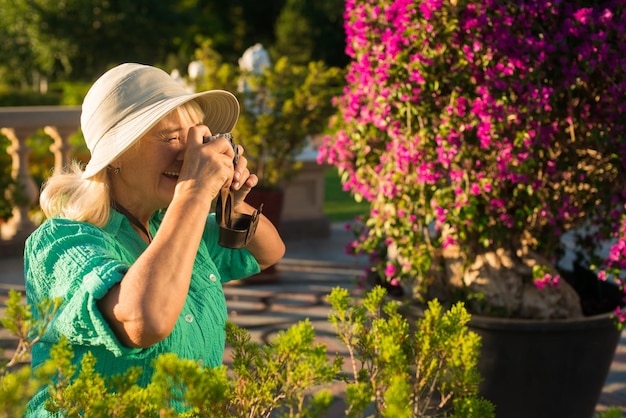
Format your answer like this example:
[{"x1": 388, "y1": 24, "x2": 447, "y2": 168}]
[
  {"x1": 44, "y1": 126, "x2": 74, "y2": 173},
  {"x1": 0, "y1": 127, "x2": 38, "y2": 241}
]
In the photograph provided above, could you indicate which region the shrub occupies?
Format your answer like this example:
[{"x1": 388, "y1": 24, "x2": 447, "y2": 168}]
[
  {"x1": 0, "y1": 288, "x2": 490, "y2": 417},
  {"x1": 329, "y1": 286, "x2": 493, "y2": 417}
]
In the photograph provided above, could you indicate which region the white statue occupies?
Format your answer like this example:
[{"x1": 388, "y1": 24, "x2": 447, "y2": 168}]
[
  {"x1": 238, "y1": 43, "x2": 271, "y2": 75},
  {"x1": 238, "y1": 44, "x2": 272, "y2": 115},
  {"x1": 187, "y1": 60, "x2": 206, "y2": 81}
]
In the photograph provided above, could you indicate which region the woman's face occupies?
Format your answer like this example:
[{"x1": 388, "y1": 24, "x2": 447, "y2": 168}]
[{"x1": 110, "y1": 107, "x2": 201, "y2": 217}]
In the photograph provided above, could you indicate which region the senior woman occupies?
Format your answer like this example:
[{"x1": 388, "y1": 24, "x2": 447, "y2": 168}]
[{"x1": 24, "y1": 63, "x2": 285, "y2": 415}]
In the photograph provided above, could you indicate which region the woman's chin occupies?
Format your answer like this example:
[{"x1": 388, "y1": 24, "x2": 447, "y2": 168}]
[{"x1": 159, "y1": 177, "x2": 178, "y2": 201}]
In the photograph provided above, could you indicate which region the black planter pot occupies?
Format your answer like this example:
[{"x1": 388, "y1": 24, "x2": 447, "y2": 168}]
[{"x1": 469, "y1": 313, "x2": 621, "y2": 418}]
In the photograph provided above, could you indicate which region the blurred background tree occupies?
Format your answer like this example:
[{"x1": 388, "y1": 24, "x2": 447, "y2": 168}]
[
  {"x1": 0, "y1": 0, "x2": 347, "y2": 97},
  {"x1": 0, "y1": 0, "x2": 350, "y2": 223},
  {"x1": 270, "y1": 0, "x2": 345, "y2": 66}
]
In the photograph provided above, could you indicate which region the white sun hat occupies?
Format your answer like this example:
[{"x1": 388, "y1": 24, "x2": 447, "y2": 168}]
[{"x1": 80, "y1": 63, "x2": 240, "y2": 178}]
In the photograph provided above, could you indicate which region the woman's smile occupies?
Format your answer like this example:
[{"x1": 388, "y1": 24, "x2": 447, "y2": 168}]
[{"x1": 163, "y1": 171, "x2": 180, "y2": 180}]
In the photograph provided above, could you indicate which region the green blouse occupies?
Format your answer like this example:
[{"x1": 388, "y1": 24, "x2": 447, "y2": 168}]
[{"x1": 24, "y1": 209, "x2": 260, "y2": 416}]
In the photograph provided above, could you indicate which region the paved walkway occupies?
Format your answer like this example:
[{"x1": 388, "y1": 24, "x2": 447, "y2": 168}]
[{"x1": 1, "y1": 223, "x2": 626, "y2": 416}]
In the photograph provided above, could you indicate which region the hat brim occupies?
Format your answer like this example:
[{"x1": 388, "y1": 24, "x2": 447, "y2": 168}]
[{"x1": 82, "y1": 90, "x2": 239, "y2": 178}]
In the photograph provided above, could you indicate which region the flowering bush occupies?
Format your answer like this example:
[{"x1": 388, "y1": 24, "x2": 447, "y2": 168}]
[{"x1": 319, "y1": 0, "x2": 626, "y2": 318}]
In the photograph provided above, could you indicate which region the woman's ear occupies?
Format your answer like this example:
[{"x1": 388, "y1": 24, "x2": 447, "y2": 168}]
[{"x1": 107, "y1": 165, "x2": 121, "y2": 174}]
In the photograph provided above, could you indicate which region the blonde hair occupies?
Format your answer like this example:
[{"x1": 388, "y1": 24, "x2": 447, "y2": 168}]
[
  {"x1": 40, "y1": 161, "x2": 111, "y2": 227},
  {"x1": 40, "y1": 101, "x2": 205, "y2": 227}
]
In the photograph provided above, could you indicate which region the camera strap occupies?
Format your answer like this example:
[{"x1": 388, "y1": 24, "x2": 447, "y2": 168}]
[{"x1": 215, "y1": 189, "x2": 263, "y2": 249}]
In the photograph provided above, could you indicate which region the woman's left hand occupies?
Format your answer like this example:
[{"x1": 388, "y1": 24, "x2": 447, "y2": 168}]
[
  {"x1": 230, "y1": 145, "x2": 258, "y2": 210},
  {"x1": 228, "y1": 144, "x2": 285, "y2": 269}
]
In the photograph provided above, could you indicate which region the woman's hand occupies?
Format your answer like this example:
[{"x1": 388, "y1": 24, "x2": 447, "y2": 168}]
[
  {"x1": 230, "y1": 145, "x2": 259, "y2": 211},
  {"x1": 225, "y1": 144, "x2": 285, "y2": 270}
]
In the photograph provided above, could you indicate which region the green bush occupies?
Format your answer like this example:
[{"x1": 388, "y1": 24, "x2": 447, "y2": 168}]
[
  {"x1": 192, "y1": 42, "x2": 345, "y2": 189},
  {"x1": 0, "y1": 287, "x2": 492, "y2": 417},
  {"x1": 0, "y1": 90, "x2": 61, "y2": 107},
  {"x1": 329, "y1": 286, "x2": 493, "y2": 417},
  {"x1": 48, "y1": 82, "x2": 91, "y2": 106},
  {"x1": 0, "y1": 81, "x2": 89, "y2": 107}
]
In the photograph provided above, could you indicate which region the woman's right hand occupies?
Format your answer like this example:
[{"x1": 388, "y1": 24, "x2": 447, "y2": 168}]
[{"x1": 176, "y1": 125, "x2": 237, "y2": 204}]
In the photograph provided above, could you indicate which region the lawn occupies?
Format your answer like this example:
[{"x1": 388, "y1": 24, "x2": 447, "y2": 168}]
[{"x1": 323, "y1": 168, "x2": 369, "y2": 222}]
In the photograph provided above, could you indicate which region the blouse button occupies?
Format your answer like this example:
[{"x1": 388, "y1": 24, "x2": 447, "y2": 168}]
[
  {"x1": 209, "y1": 274, "x2": 217, "y2": 282},
  {"x1": 185, "y1": 314, "x2": 194, "y2": 323}
]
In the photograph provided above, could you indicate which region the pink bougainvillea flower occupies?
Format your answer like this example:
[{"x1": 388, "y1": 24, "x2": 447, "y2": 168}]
[{"x1": 321, "y1": 0, "x2": 626, "y2": 319}]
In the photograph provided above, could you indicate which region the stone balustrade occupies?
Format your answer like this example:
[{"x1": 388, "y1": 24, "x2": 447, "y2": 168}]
[
  {"x1": 0, "y1": 106, "x2": 81, "y2": 255},
  {"x1": 0, "y1": 106, "x2": 328, "y2": 256}
]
